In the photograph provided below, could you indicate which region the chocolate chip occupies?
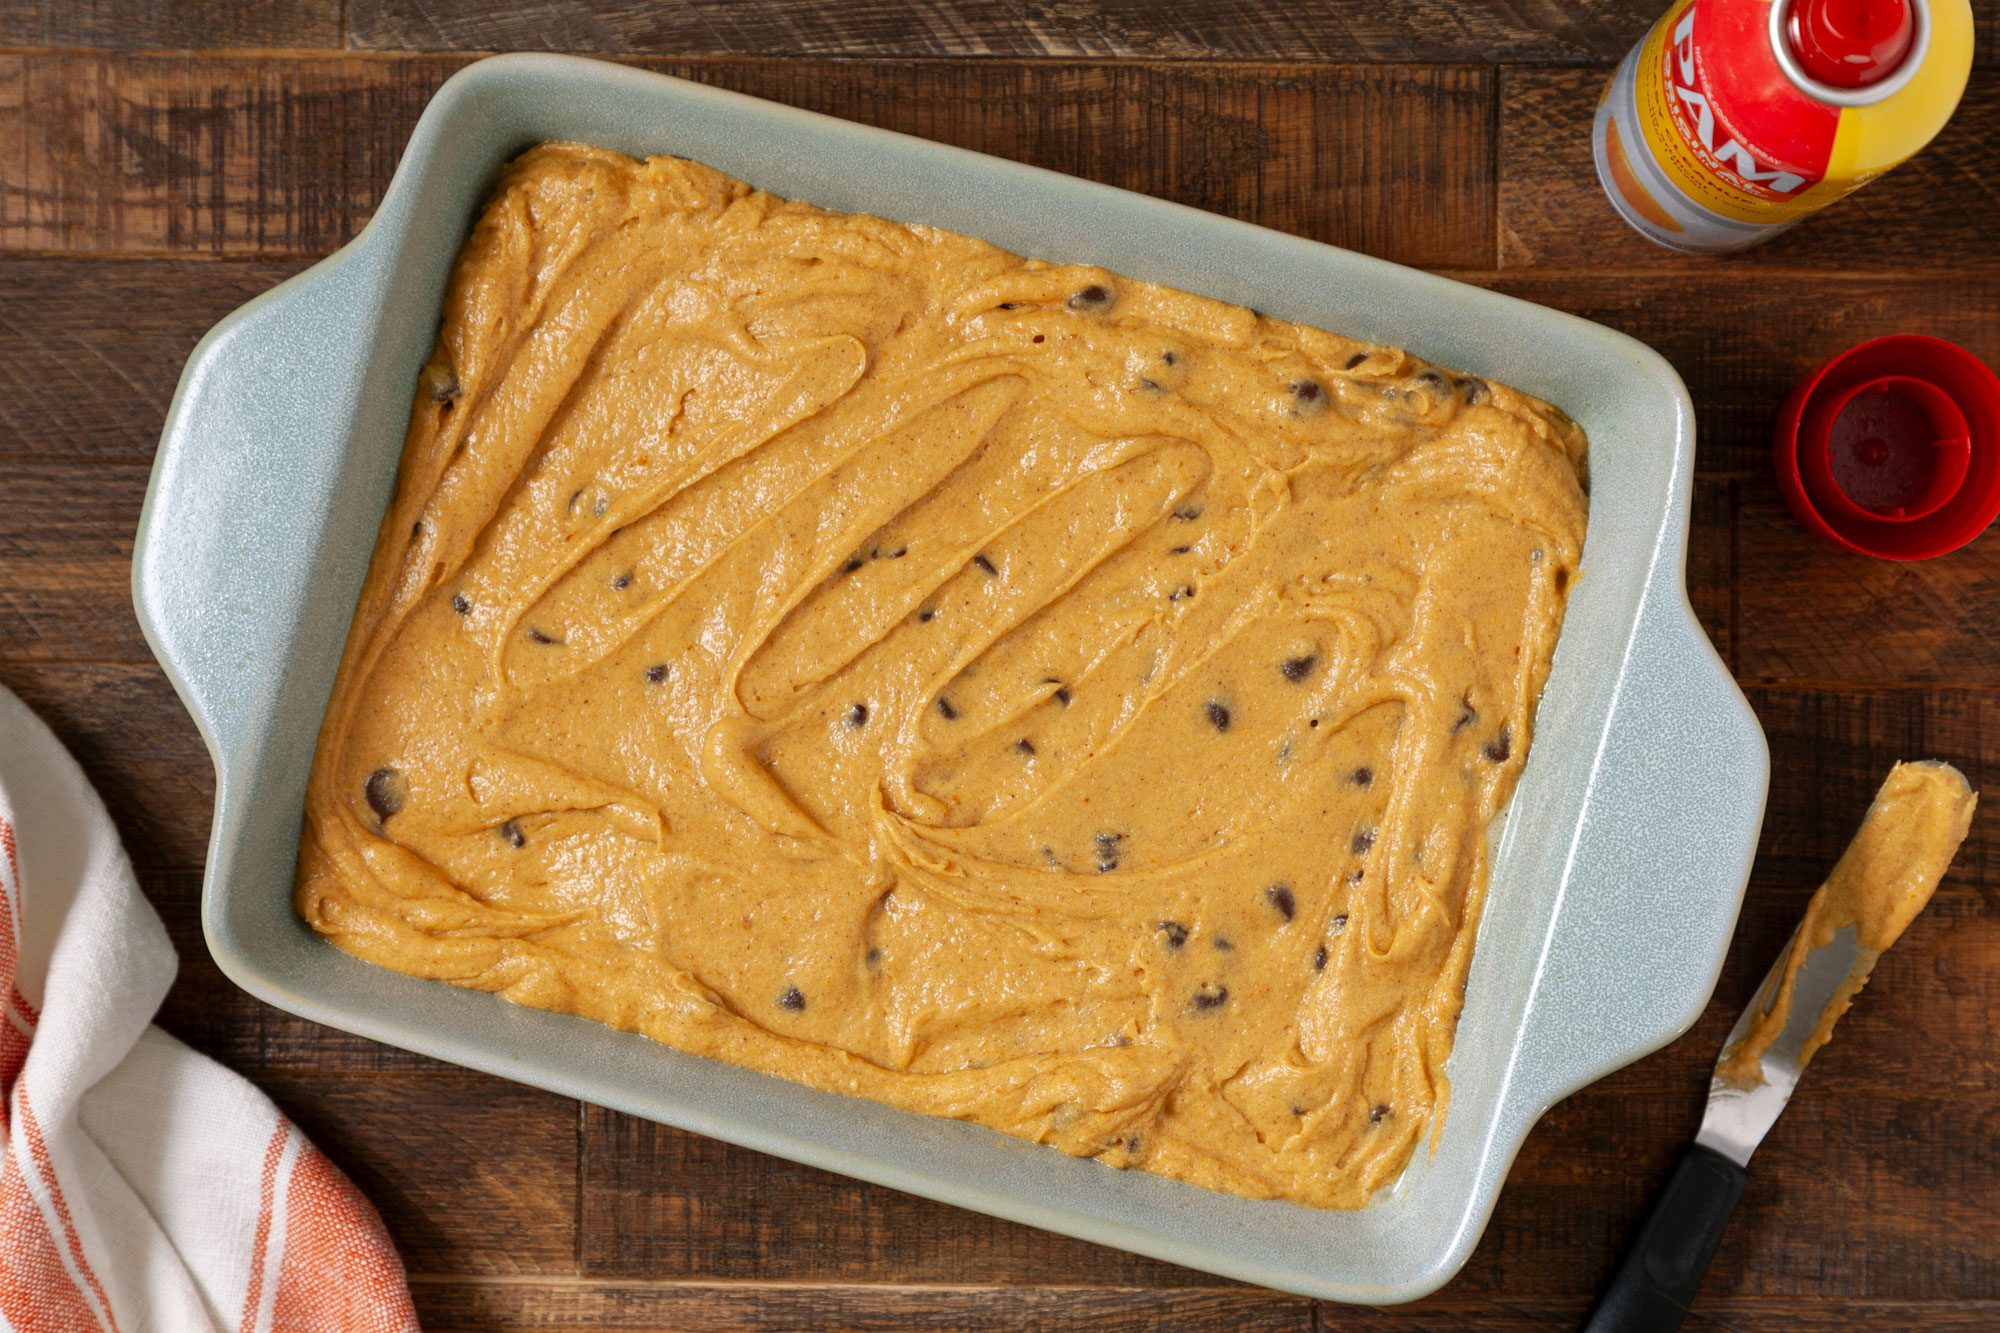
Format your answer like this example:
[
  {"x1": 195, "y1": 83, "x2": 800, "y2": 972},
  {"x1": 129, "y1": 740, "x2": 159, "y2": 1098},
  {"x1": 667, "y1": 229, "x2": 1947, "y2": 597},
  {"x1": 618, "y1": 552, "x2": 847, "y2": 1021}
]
[
  {"x1": 499, "y1": 819, "x2": 525, "y2": 849},
  {"x1": 1212, "y1": 936, "x2": 1233, "y2": 952},
  {"x1": 1313, "y1": 944, "x2": 1328, "y2": 971},
  {"x1": 936, "y1": 697, "x2": 959, "y2": 720},
  {"x1": 1032, "y1": 334, "x2": 1045, "y2": 344},
  {"x1": 364, "y1": 768, "x2": 404, "y2": 821},
  {"x1": 592, "y1": 494, "x2": 609, "y2": 518},
  {"x1": 846, "y1": 702, "x2": 869, "y2": 727},
  {"x1": 430, "y1": 368, "x2": 460, "y2": 404},
  {"x1": 1204, "y1": 701, "x2": 1231, "y2": 732},
  {"x1": 1280, "y1": 654, "x2": 1316, "y2": 683},
  {"x1": 450, "y1": 592, "x2": 470, "y2": 615},
  {"x1": 1161, "y1": 350, "x2": 1178, "y2": 366},
  {"x1": 1094, "y1": 832, "x2": 1123, "y2": 873},
  {"x1": 1309, "y1": 717, "x2": 1320, "y2": 729},
  {"x1": 973, "y1": 553, "x2": 998, "y2": 577},
  {"x1": 841, "y1": 555, "x2": 864, "y2": 574},
  {"x1": 1451, "y1": 696, "x2": 1478, "y2": 733},
  {"x1": 1352, "y1": 827, "x2": 1376, "y2": 855},
  {"x1": 1191, "y1": 984, "x2": 1228, "y2": 1011},
  {"x1": 1369, "y1": 1104, "x2": 1392, "y2": 1125},
  {"x1": 1457, "y1": 376, "x2": 1489, "y2": 404},
  {"x1": 1126, "y1": 1133, "x2": 1142, "y2": 1152},
  {"x1": 1068, "y1": 284, "x2": 1112, "y2": 310},
  {"x1": 1332, "y1": 915, "x2": 1350, "y2": 939},
  {"x1": 917, "y1": 608, "x2": 934, "y2": 623},
  {"x1": 998, "y1": 302, "x2": 1019, "y2": 310},
  {"x1": 1172, "y1": 504, "x2": 1202, "y2": 522},
  {"x1": 567, "y1": 489, "x2": 584, "y2": 514},
  {"x1": 1168, "y1": 544, "x2": 1191, "y2": 555},
  {"x1": 1052, "y1": 686, "x2": 1072, "y2": 707},
  {"x1": 527, "y1": 627, "x2": 560, "y2": 645},
  {"x1": 1158, "y1": 920, "x2": 1189, "y2": 949},
  {"x1": 645, "y1": 664, "x2": 668, "y2": 684},
  {"x1": 1554, "y1": 567, "x2": 1571, "y2": 593},
  {"x1": 1484, "y1": 727, "x2": 1512, "y2": 764},
  {"x1": 1014, "y1": 738, "x2": 1036, "y2": 757},
  {"x1": 410, "y1": 520, "x2": 423, "y2": 541},
  {"x1": 612, "y1": 570, "x2": 633, "y2": 590},
  {"x1": 778, "y1": 987, "x2": 806, "y2": 1011},
  {"x1": 1344, "y1": 352, "x2": 1369, "y2": 370},
  {"x1": 888, "y1": 546, "x2": 908, "y2": 559},
  {"x1": 866, "y1": 947, "x2": 882, "y2": 965},
  {"x1": 1414, "y1": 370, "x2": 1446, "y2": 393},
  {"x1": 1290, "y1": 378, "x2": 1324, "y2": 403},
  {"x1": 1350, "y1": 766, "x2": 1373, "y2": 787},
  {"x1": 1266, "y1": 883, "x2": 1296, "y2": 920},
  {"x1": 1169, "y1": 584, "x2": 1195, "y2": 602}
]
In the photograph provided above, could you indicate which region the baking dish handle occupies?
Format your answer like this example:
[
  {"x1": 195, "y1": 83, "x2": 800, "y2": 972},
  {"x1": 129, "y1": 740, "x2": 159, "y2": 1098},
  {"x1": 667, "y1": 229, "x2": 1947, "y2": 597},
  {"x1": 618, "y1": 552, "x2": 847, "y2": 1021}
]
[
  {"x1": 1507, "y1": 592, "x2": 1768, "y2": 1117},
  {"x1": 133, "y1": 245, "x2": 390, "y2": 759}
]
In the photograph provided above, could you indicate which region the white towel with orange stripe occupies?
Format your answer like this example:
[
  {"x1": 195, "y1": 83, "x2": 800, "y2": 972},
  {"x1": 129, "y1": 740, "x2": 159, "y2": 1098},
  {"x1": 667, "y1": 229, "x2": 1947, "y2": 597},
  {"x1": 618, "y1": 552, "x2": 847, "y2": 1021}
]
[{"x1": 0, "y1": 686, "x2": 420, "y2": 1332}]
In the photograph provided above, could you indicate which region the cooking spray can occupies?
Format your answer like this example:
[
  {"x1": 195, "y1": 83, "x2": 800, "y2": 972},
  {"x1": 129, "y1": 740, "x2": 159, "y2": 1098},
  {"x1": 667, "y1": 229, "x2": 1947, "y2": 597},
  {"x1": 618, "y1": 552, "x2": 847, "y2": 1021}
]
[{"x1": 1593, "y1": 0, "x2": 1973, "y2": 254}]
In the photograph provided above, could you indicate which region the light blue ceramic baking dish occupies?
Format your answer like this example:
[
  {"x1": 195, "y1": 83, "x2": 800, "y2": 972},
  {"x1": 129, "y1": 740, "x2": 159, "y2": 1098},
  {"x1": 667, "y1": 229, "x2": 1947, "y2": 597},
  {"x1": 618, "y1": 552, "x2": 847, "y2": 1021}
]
[{"x1": 133, "y1": 54, "x2": 1768, "y2": 1303}]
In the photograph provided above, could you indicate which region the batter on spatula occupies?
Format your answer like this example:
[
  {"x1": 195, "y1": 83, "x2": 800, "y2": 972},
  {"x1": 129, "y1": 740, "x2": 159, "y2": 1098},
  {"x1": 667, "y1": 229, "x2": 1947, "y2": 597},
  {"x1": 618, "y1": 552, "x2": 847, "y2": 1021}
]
[{"x1": 1719, "y1": 761, "x2": 1977, "y2": 1089}]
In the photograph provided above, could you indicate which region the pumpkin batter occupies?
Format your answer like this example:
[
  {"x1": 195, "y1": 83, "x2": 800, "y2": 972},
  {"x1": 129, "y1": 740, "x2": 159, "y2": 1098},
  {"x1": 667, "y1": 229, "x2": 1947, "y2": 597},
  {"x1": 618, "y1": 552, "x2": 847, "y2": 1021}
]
[{"x1": 297, "y1": 144, "x2": 1589, "y2": 1209}]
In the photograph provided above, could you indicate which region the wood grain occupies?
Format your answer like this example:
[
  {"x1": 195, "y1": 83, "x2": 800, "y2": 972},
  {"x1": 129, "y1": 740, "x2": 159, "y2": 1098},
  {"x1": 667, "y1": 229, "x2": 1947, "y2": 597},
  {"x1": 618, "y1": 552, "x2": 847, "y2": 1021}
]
[
  {"x1": 1474, "y1": 272, "x2": 2000, "y2": 479},
  {"x1": 1499, "y1": 68, "x2": 2000, "y2": 273},
  {"x1": 0, "y1": 460, "x2": 150, "y2": 661},
  {"x1": 580, "y1": 1106, "x2": 1227, "y2": 1285},
  {"x1": 345, "y1": 0, "x2": 1663, "y2": 64},
  {"x1": 1735, "y1": 492, "x2": 2000, "y2": 687},
  {"x1": 1751, "y1": 686, "x2": 1996, "y2": 886},
  {"x1": 0, "y1": 259, "x2": 308, "y2": 460},
  {"x1": 0, "y1": 0, "x2": 339, "y2": 49},
  {"x1": 0, "y1": 54, "x2": 1495, "y2": 266},
  {"x1": 411, "y1": 1278, "x2": 1314, "y2": 1331},
  {"x1": 0, "y1": 661, "x2": 211, "y2": 867},
  {"x1": 259, "y1": 1071, "x2": 581, "y2": 1276}
]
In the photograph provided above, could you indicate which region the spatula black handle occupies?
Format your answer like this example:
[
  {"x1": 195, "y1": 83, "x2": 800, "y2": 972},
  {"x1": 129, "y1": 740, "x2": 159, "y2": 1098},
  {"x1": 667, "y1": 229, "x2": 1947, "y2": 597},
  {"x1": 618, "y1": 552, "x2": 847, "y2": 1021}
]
[{"x1": 1581, "y1": 1143, "x2": 1747, "y2": 1333}]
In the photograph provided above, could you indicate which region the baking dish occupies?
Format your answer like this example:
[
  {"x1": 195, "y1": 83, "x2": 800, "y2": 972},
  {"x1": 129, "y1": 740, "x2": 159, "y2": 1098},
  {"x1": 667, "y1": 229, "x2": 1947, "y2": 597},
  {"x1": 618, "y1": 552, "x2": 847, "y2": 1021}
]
[{"x1": 133, "y1": 54, "x2": 1768, "y2": 1303}]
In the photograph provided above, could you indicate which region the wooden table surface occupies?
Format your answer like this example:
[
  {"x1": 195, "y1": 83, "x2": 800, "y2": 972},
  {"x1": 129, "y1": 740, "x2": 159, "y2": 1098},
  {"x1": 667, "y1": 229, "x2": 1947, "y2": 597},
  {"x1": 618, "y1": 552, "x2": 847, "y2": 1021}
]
[{"x1": 2, "y1": 2, "x2": 1996, "y2": 1328}]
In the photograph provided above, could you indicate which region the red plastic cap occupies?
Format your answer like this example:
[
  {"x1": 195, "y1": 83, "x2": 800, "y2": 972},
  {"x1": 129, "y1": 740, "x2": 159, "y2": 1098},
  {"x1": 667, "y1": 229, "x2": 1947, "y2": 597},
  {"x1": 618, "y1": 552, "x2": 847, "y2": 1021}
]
[
  {"x1": 1774, "y1": 336, "x2": 2000, "y2": 561},
  {"x1": 1786, "y1": 0, "x2": 1915, "y2": 88}
]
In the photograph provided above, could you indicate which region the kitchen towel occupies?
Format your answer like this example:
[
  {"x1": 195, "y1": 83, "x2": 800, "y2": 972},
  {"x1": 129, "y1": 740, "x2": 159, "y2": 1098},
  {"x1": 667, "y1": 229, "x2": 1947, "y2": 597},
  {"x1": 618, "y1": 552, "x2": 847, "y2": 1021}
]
[{"x1": 0, "y1": 685, "x2": 420, "y2": 1332}]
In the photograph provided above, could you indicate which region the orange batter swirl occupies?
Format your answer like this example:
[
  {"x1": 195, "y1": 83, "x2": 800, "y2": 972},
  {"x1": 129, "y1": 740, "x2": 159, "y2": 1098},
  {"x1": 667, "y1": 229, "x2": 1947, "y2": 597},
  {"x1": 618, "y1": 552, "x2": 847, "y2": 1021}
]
[{"x1": 297, "y1": 144, "x2": 1588, "y2": 1208}]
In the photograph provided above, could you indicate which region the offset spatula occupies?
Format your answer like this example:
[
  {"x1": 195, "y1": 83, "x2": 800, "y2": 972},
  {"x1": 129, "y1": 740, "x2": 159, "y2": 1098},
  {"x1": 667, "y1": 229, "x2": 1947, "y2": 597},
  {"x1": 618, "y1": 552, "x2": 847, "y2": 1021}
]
[{"x1": 1583, "y1": 761, "x2": 1977, "y2": 1333}]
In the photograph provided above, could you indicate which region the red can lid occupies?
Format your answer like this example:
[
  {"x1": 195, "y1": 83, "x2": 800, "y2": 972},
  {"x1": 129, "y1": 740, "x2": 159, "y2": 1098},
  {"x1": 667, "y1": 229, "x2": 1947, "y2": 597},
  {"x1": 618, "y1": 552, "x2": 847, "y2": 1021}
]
[
  {"x1": 1786, "y1": 0, "x2": 1916, "y2": 88},
  {"x1": 1774, "y1": 336, "x2": 2000, "y2": 561}
]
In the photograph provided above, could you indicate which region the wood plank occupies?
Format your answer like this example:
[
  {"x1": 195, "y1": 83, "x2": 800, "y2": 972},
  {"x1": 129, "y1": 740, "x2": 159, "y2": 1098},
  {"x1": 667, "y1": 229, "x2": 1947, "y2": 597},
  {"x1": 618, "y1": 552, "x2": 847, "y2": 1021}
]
[
  {"x1": 579, "y1": 1104, "x2": 1233, "y2": 1284},
  {"x1": 1735, "y1": 495, "x2": 2000, "y2": 687},
  {"x1": 1749, "y1": 686, "x2": 1997, "y2": 886},
  {"x1": 346, "y1": 0, "x2": 1662, "y2": 64},
  {"x1": 0, "y1": 259, "x2": 308, "y2": 461},
  {"x1": 0, "y1": 660, "x2": 211, "y2": 868},
  {"x1": 0, "y1": 54, "x2": 1497, "y2": 268},
  {"x1": 411, "y1": 1278, "x2": 1312, "y2": 1331},
  {"x1": 258, "y1": 1071, "x2": 580, "y2": 1277},
  {"x1": 1472, "y1": 273, "x2": 2000, "y2": 479},
  {"x1": 0, "y1": 460, "x2": 150, "y2": 661},
  {"x1": 0, "y1": 0, "x2": 339, "y2": 48},
  {"x1": 1346, "y1": 1297, "x2": 2000, "y2": 1329},
  {"x1": 1499, "y1": 68, "x2": 2000, "y2": 273}
]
